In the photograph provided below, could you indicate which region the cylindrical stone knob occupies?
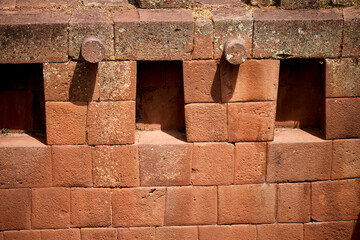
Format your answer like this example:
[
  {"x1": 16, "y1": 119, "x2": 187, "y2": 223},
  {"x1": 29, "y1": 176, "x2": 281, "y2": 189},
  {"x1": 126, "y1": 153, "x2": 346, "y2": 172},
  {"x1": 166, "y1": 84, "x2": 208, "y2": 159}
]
[
  {"x1": 81, "y1": 37, "x2": 105, "y2": 63},
  {"x1": 224, "y1": 38, "x2": 247, "y2": 65}
]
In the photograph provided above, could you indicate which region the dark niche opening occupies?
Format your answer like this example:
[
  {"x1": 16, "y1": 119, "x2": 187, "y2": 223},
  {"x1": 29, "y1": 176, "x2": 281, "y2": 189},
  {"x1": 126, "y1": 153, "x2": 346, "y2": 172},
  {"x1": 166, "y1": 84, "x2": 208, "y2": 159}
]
[
  {"x1": 0, "y1": 64, "x2": 46, "y2": 135},
  {"x1": 276, "y1": 59, "x2": 325, "y2": 132},
  {"x1": 136, "y1": 61, "x2": 185, "y2": 132}
]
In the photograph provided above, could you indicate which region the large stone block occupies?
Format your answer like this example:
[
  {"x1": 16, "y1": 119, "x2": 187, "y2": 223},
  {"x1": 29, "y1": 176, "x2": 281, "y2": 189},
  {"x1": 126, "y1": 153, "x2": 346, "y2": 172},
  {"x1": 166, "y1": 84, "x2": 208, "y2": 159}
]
[
  {"x1": 137, "y1": 0, "x2": 193, "y2": 8},
  {"x1": 304, "y1": 221, "x2": 359, "y2": 240},
  {"x1": 0, "y1": 11, "x2": 68, "y2": 63},
  {"x1": 343, "y1": 8, "x2": 360, "y2": 57},
  {"x1": 114, "y1": 9, "x2": 194, "y2": 60},
  {"x1": 332, "y1": 139, "x2": 360, "y2": 179},
  {"x1": 193, "y1": 18, "x2": 213, "y2": 59},
  {"x1": 253, "y1": 9, "x2": 342, "y2": 58}
]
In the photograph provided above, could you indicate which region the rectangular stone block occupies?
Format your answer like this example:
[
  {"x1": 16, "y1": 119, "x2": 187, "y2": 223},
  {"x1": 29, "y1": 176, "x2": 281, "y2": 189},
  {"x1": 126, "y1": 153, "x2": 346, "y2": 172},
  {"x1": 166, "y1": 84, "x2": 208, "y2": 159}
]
[
  {"x1": 185, "y1": 103, "x2": 228, "y2": 142},
  {"x1": 253, "y1": 9, "x2": 342, "y2": 58},
  {"x1": 118, "y1": 227, "x2": 155, "y2": 240},
  {"x1": 71, "y1": 188, "x2": 111, "y2": 227},
  {"x1": 138, "y1": 0, "x2": 193, "y2": 8},
  {"x1": 87, "y1": 101, "x2": 135, "y2": 145},
  {"x1": 183, "y1": 60, "x2": 221, "y2": 103},
  {"x1": 83, "y1": 0, "x2": 130, "y2": 6},
  {"x1": 81, "y1": 228, "x2": 117, "y2": 240},
  {"x1": 69, "y1": 9, "x2": 114, "y2": 60},
  {"x1": 165, "y1": 186, "x2": 217, "y2": 225},
  {"x1": 156, "y1": 226, "x2": 198, "y2": 240},
  {"x1": 40, "y1": 229, "x2": 80, "y2": 240},
  {"x1": 213, "y1": 8, "x2": 253, "y2": 59},
  {"x1": 46, "y1": 102, "x2": 87, "y2": 145},
  {"x1": 332, "y1": 139, "x2": 360, "y2": 180},
  {"x1": 198, "y1": 225, "x2": 256, "y2": 240},
  {"x1": 326, "y1": 58, "x2": 360, "y2": 98},
  {"x1": 0, "y1": 11, "x2": 68, "y2": 63},
  {"x1": 3, "y1": 230, "x2": 40, "y2": 240},
  {"x1": 16, "y1": 0, "x2": 79, "y2": 7},
  {"x1": 234, "y1": 142, "x2": 266, "y2": 184},
  {"x1": 256, "y1": 224, "x2": 303, "y2": 240},
  {"x1": 343, "y1": 8, "x2": 360, "y2": 56},
  {"x1": 277, "y1": 183, "x2": 311, "y2": 223},
  {"x1": 93, "y1": 145, "x2": 139, "y2": 187},
  {"x1": 218, "y1": 184, "x2": 276, "y2": 224},
  {"x1": 192, "y1": 142, "x2": 234, "y2": 185},
  {"x1": 267, "y1": 129, "x2": 332, "y2": 182},
  {"x1": 325, "y1": 98, "x2": 360, "y2": 139},
  {"x1": 112, "y1": 187, "x2": 166, "y2": 227},
  {"x1": 304, "y1": 221, "x2": 359, "y2": 240},
  {"x1": 312, "y1": 179, "x2": 360, "y2": 221},
  {"x1": 193, "y1": 18, "x2": 213, "y2": 59},
  {"x1": 220, "y1": 60, "x2": 280, "y2": 102},
  {"x1": 0, "y1": 141, "x2": 51, "y2": 188},
  {"x1": 0, "y1": 0, "x2": 15, "y2": 9},
  {"x1": 139, "y1": 143, "x2": 192, "y2": 186},
  {"x1": 114, "y1": 9, "x2": 194, "y2": 60},
  {"x1": 43, "y1": 62, "x2": 99, "y2": 102},
  {"x1": 228, "y1": 102, "x2": 276, "y2": 142},
  {"x1": 0, "y1": 189, "x2": 31, "y2": 230}
]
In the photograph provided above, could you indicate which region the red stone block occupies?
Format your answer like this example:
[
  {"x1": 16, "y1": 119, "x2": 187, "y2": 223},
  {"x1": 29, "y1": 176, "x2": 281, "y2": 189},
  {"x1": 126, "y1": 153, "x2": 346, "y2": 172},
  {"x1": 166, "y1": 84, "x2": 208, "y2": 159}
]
[
  {"x1": 43, "y1": 62, "x2": 99, "y2": 102},
  {"x1": 343, "y1": 8, "x2": 360, "y2": 57},
  {"x1": 0, "y1": 0, "x2": 15, "y2": 9},
  {"x1": 46, "y1": 102, "x2": 87, "y2": 145},
  {"x1": 114, "y1": 9, "x2": 194, "y2": 60},
  {"x1": 118, "y1": 228, "x2": 155, "y2": 240},
  {"x1": 69, "y1": 9, "x2": 114, "y2": 60},
  {"x1": 185, "y1": 103, "x2": 227, "y2": 142},
  {"x1": 193, "y1": 18, "x2": 213, "y2": 59},
  {"x1": 325, "y1": 58, "x2": 360, "y2": 98},
  {"x1": 218, "y1": 184, "x2": 276, "y2": 224},
  {"x1": 93, "y1": 145, "x2": 139, "y2": 187},
  {"x1": 256, "y1": 224, "x2": 303, "y2": 240},
  {"x1": 32, "y1": 188, "x2": 70, "y2": 229},
  {"x1": 16, "y1": 0, "x2": 79, "y2": 7},
  {"x1": 165, "y1": 186, "x2": 217, "y2": 225},
  {"x1": 3, "y1": 230, "x2": 41, "y2": 240},
  {"x1": 228, "y1": 102, "x2": 276, "y2": 142},
  {"x1": 234, "y1": 142, "x2": 266, "y2": 184},
  {"x1": 0, "y1": 189, "x2": 31, "y2": 230},
  {"x1": 138, "y1": 0, "x2": 192, "y2": 8},
  {"x1": 139, "y1": 143, "x2": 192, "y2": 186},
  {"x1": 213, "y1": 8, "x2": 253, "y2": 59},
  {"x1": 304, "y1": 221, "x2": 359, "y2": 240},
  {"x1": 220, "y1": 60, "x2": 280, "y2": 102},
  {"x1": 83, "y1": 0, "x2": 129, "y2": 6},
  {"x1": 81, "y1": 228, "x2": 117, "y2": 240},
  {"x1": 98, "y1": 61, "x2": 137, "y2": 101},
  {"x1": 277, "y1": 183, "x2": 311, "y2": 223},
  {"x1": 52, "y1": 145, "x2": 92, "y2": 187},
  {"x1": 198, "y1": 225, "x2": 256, "y2": 240},
  {"x1": 87, "y1": 101, "x2": 135, "y2": 145},
  {"x1": 253, "y1": 9, "x2": 342, "y2": 58},
  {"x1": 183, "y1": 60, "x2": 221, "y2": 103},
  {"x1": 112, "y1": 188, "x2": 166, "y2": 227},
  {"x1": 312, "y1": 179, "x2": 360, "y2": 221},
  {"x1": 332, "y1": 139, "x2": 360, "y2": 180},
  {"x1": 326, "y1": 98, "x2": 360, "y2": 139},
  {"x1": 0, "y1": 11, "x2": 68, "y2": 63},
  {"x1": 191, "y1": 142, "x2": 234, "y2": 185},
  {"x1": 71, "y1": 188, "x2": 111, "y2": 227},
  {"x1": 0, "y1": 144, "x2": 51, "y2": 188},
  {"x1": 156, "y1": 226, "x2": 198, "y2": 240},
  {"x1": 40, "y1": 229, "x2": 80, "y2": 240},
  {"x1": 267, "y1": 128, "x2": 332, "y2": 183},
  {"x1": 196, "y1": 0, "x2": 242, "y2": 7}
]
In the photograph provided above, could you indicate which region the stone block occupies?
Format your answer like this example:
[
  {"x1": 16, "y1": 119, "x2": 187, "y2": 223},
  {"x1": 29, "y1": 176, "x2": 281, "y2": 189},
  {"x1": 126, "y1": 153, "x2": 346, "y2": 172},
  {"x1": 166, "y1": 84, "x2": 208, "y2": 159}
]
[
  {"x1": 0, "y1": 0, "x2": 15, "y2": 9},
  {"x1": 40, "y1": 229, "x2": 80, "y2": 240},
  {"x1": 198, "y1": 225, "x2": 256, "y2": 240},
  {"x1": 332, "y1": 139, "x2": 360, "y2": 179},
  {"x1": 83, "y1": 0, "x2": 130, "y2": 6},
  {"x1": 304, "y1": 221, "x2": 359, "y2": 240},
  {"x1": 281, "y1": 0, "x2": 320, "y2": 8},
  {"x1": 16, "y1": 0, "x2": 79, "y2": 7},
  {"x1": 137, "y1": 0, "x2": 193, "y2": 8},
  {"x1": 193, "y1": 18, "x2": 213, "y2": 59},
  {"x1": 118, "y1": 228, "x2": 155, "y2": 240},
  {"x1": 343, "y1": 8, "x2": 360, "y2": 57},
  {"x1": 3, "y1": 230, "x2": 40, "y2": 240},
  {"x1": 156, "y1": 227, "x2": 198, "y2": 240},
  {"x1": 256, "y1": 224, "x2": 303, "y2": 240},
  {"x1": 81, "y1": 228, "x2": 117, "y2": 240}
]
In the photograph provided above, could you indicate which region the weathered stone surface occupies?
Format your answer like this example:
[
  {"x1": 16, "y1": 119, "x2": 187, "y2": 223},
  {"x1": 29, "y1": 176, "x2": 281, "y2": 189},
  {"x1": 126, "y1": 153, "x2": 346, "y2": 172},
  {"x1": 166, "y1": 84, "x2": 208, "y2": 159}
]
[
  {"x1": 250, "y1": 0, "x2": 274, "y2": 7},
  {"x1": 193, "y1": 18, "x2": 213, "y2": 59},
  {"x1": 83, "y1": 0, "x2": 130, "y2": 6},
  {"x1": 81, "y1": 37, "x2": 106, "y2": 63},
  {"x1": 281, "y1": 0, "x2": 320, "y2": 8},
  {"x1": 332, "y1": 139, "x2": 360, "y2": 179},
  {"x1": 138, "y1": 0, "x2": 193, "y2": 8},
  {"x1": 81, "y1": 228, "x2": 117, "y2": 240},
  {"x1": 325, "y1": 98, "x2": 360, "y2": 139},
  {"x1": 224, "y1": 38, "x2": 247, "y2": 65},
  {"x1": 326, "y1": 58, "x2": 360, "y2": 97},
  {"x1": 257, "y1": 224, "x2": 303, "y2": 240},
  {"x1": 40, "y1": 229, "x2": 80, "y2": 240},
  {"x1": 118, "y1": 227, "x2": 155, "y2": 240},
  {"x1": 253, "y1": 9, "x2": 342, "y2": 58},
  {"x1": 98, "y1": 61, "x2": 137, "y2": 101},
  {"x1": 267, "y1": 128, "x2": 332, "y2": 182},
  {"x1": 3, "y1": 230, "x2": 41, "y2": 240},
  {"x1": 304, "y1": 221, "x2": 359, "y2": 240},
  {"x1": 0, "y1": 0, "x2": 15, "y2": 9},
  {"x1": 220, "y1": 60, "x2": 280, "y2": 102},
  {"x1": 198, "y1": 225, "x2": 256, "y2": 240},
  {"x1": 0, "y1": 11, "x2": 68, "y2": 63},
  {"x1": 16, "y1": 0, "x2": 79, "y2": 7},
  {"x1": 70, "y1": 9, "x2": 114, "y2": 60},
  {"x1": 114, "y1": 9, "x2": 194, "y2": 60},
  {"x1": 156, "y1": 226, "x2": 198, "y2": 240},
  {"x1": 332, "y1": 0, "x2": 359, "y2": 6},
  {"x1": 343, "y1": 8, "x2": 360, "y2": 57},
  {"x1": 93, "y1": 145, "x2": 139, "y2": 187},
  {"x1": 228, "y1": 102, "x2": 276, "y2": 142},
  {"x1": 43, "y1": 62, "x2": 99, "y2": 102},
  {"x1": 196, "y1": 0, "x2": 243, "y2": 7},
  {"x1": 213, "y1": 8, "x2": 253, "y2": 59}
]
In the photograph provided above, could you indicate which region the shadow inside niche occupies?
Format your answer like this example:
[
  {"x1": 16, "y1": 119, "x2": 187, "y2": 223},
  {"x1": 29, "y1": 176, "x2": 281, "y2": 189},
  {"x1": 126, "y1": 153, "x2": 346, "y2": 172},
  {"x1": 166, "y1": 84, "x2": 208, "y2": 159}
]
[
  {"x1": 351, "y1": 213, "x2": 360, "y2": 240},
  {"x1": 69, "y1": 61, "x2": 98, "y2": 102},
  {"x1": 218, "y1": 60, "x2": 239, "y2": 103},
  {"x1": 210, "y1": 62, "x2": 222, "y2": 103}
]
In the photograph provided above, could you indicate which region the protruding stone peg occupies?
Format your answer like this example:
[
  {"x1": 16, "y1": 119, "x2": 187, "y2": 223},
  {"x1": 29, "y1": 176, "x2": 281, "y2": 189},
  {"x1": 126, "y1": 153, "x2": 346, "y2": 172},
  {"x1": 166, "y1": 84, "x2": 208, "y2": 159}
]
[
  {"x1": 81, "y1": 37, "x2": 105, "y2": 63},
  {"x1": 224, "y1": 38, "x2": 247, "y2": 65}
]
